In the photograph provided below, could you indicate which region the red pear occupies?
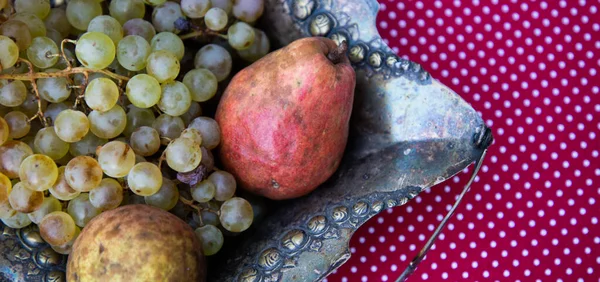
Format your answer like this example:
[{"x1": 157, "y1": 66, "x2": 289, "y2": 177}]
[{"x1": 216, "y1": 37, "x2": 356, "y2": 200}]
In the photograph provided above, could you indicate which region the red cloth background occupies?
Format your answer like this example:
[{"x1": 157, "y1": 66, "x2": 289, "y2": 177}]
[{"x1": 326, "y1": 0, "x2": 599, "y2": 281}]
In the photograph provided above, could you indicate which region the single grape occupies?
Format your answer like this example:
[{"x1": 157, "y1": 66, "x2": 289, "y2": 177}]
[
  {"x1": 123, "y1": 105, "x2": 155, "y2": 137},
  {"x1": 204, "y1": 8, "x2": 228, "y2": 31},
  {"x1": 27, "y1": 195, "x2": 61, "y2": 224},
  {"x1": 88, "y1": 15, "x2": 124, "y2": 45},
  {"x1": 65, "y1": 156, "x2": 103, "y2": 192},
  {"x1": 97, "y1": 141, "x2": 135, "y2": 178},
  {"x1": 85, "y1": 78, "x2": 119, "y2": 112},
  {"x1": 34, "y1": 126, "x2": 70, "y2": 160},
  {"x1": 227, "y1": 22, "x2": 255, "y2": 51},
  {"x1": 37, "y1": 74, "x2": 71, "y2": 103},
  {"x1": 89, "y1": 178, "x2": 123, "y2": 210},
  {"x1": 117, "y1": 35, "x2": 151, "y2": 71},
  {"x1": 67, "y1": 193, "x2": 101, "y2": 227},
  {"x1": 69, "y1": 133, "x2": 107, "y2": 157},
  {"x1": 158, "y1": 81, "x2": 192, "y2": 116},
  {"x1": 232, "y1": 0, "x2": 264, "y2": 23},
  {"x1": 44, "y1": 8, "x2": 72, "y2": 37},
  {"x1": 182, "y1": 68, "x2": 218, "y2": 102},
  {"x1": 0, "y1": 141, "x2": 33, "y2": 179},
  {"x1": 88, "y1": 105, "x2": 127, "y2": 139},
  {"x1": 146, "y1": 50, "x2": 180, "y2": 83},
  {"x1": 75, "y1": 32, "x2": 116, "y2": 70},
  {"x1": 39, "y1": 211, "x2": 78, "y2": 246},
  {"x1": 54, "y1": 110, "x2": 90, "y2": 143},
  {"x1": 1, "y1": 210, "x2": 32, "y2": 228},
  {"x1": 151, "y1": 2, "x2": 185, "y2": 34},
  {"x1": 14, "y1": 0, "x2": 50, "y2": 20},
  {"x1": 18, "y1": 93, "x2": 48, "y2": 117},
  {"x1": 219, "y1": 197, "x2": 253, "y2": 232},
  {"x1": 49, "y1": 166, "x2": 80, "y2": 201},
  {"x1": 194, "y1": 44, "x2": 232, "y2": 82},
  {"x1": 188, "y1": 117, "x2": 221, "y2": 149},
  {"x1": 180, "y1": 128, "x2": 203, "y2": 145},
  {"x1": 208, "y1": 170, "x2": 236, "y2": 201},
  {"x1": 0, "y1": 36, "x2": 19, "y2": 70},
  {"x1": 66, "y1": 0, "x2": 103, "y2": 31},
  {"x1": 0, "y1": 79, "x2": 27, "y2": 107},
  {"x1": 153, "y1": 114, "x2": 185, "y2": 145},
  {"x1": 5, "y1": 111, "x2": 30, "y2": 139},
  {"x1": 8, "y1": 182, "x2": 44, "y2": 213},
  {"x1": 144, "y1": 177, "x2": 179, "y2": 210},
  {"x1": 191, "y1": 179, "x2": 215, "y2": 203},
  {"x1": 127, "y1": 162, "x2": 162, "y2": 196},
  {"x1": 210, "y1": 0, "x2": 232, "y2": 14},
  {"x1": 123, "y1": 19, "x2": 156, "y2": 43},
  {"x1": 0, "y1": 173, "x2": 11, "y2": 205},
  {"x1": 180, "y1": 102, "x2": 202, "y2": 126},
  {"x1": 0, "y1": 20, "x2": 33, "y2": 50},
  {"x1": 181, "y1": 0, "x2": 211, "y2": 18},
  {"x1": 130, "y1": 126, "x2": 160, "y2": 156},
  {"x1": 51, "y1": 227, "x2": 80, "y2": 255},
  {"x1": 109, "y1": 0, "x2": 146, "y2": 25},
  {"x1": 150, "y1": 32, "x2": 185, "y2": 60},
  {"x1": 125, "y1": 74, "x2": 162, "y2": 108},
  {"x1": 237, "y1": 28, "x2": 270, "y2": 62},
  {"x1": 194, "y1": 225, "x2": 224, "y2": 255},
  {"x1": 165, "y1": 137, "x2": 202, "y2": 173},
  {"x1": 11, "y1": 12, "x2": 46, "y2": 38}
]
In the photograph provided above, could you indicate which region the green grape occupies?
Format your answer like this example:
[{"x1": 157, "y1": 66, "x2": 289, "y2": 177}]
[
  {"x1": 232, "y1": 0, "x2": 264, "y2": 23},
  {"x1": 144, "y1": 177, "x2": 178, "y2": 210},
  {"x1": 0, "y1": 201, "x2": 17, "y2": 219},
  {"x1": 180, "y1": 128, "x2": 203, "y2": 145},
  {"x1": 97, "y1": 141, "x2": 135, "y2": 178},
  {"x1": 27, "y1": 195, "x2": 61, "y2": 224},
  {"x1": 5, "y1": 111, "x2": 30, "y2": 139},
  {"x1": 0, "y1": 141, "x2": 33, "y2": 179},
  {"x1": 219, "y1": 197, "x2": 253, "y2": 232},
  {"x1": 8, "y1": 182, "x2": 44, "y2": 213},
  {"x1": 123, "y1": 19, "x2": 156, "y2": 43},
  {"x1": 53, "y1": 49, "x2": 77, "y2": 70},
  {"x1": 130, "y1": 126, "x2": 160, "y2": 156},
  {"x1": 143, "y1": 0, "x2": 166, "y2": 6},
  {"x1": 49, "y1": 166, "x2": 80, "y2": 201},
  {"x1": 158, "y1": 81, "x2": 192, "y2": 116},
  {"x1": 0, "y1": 20, "x2": 32, "y2": 50},
  {"x1": 18, "y1": 93, "x2": 48, "y2": 117},
  {"x1": 123, "y1": 105, "x2": 155, "y2": 137},
  {"x1": 126, "y1": 74, "x2": 161, "y2": 108},
  {"x1": 84, "y1": 78, "x2": 119, "y2": 112},
  {"x1": 153, "y1": 114, "x2": 184, "y2": 145},
  {"x1": 51, "y1": 227, "x2": 80, "y2": 255},
  {"x1": 188, "y1": 117, "x2": 221, "y2": 149},
  {"x1": 26, "y1": 36, "x2": 59, "y2": 68},
  {"x1": 180, "y1": 102, "x2": 202, "y2": 126},
  {"x1": 89, "y1": 178, "x2": 123, "y2": 210},
  {"x1": 182, "y1": 68, "x2": 218, "y2": 102},
  {"x1": 0, "y1": 117, "x2": 7, "y2": 146},
  {"x1": 194, "y1": 44, "x2": 231, "y2": 82},
  {"x1": 1, "y1": 210, "x2": 32, "y2": 228},
  {"x1": 117, "y1": 35, "x2": 151, "y2": 71},
  {"x1": 44, "y1": 102, "x2": 69, "y2": 124},
  {"x1": 44, "y1": 8, "x2": 72, "y2": 37},
  {"x1": 151, "y1": 2, "x2": 185, "y2": 34},
  {"x1": 34, "y1": 126, "x2": 70, "y2": 160},
  {"x1": 88, "y1": 105, "x2": 127, "y2": 139},
  {"x1": 65, "y1": 156, "x2": 103, "y2": 192},
  {"x1": 75, "y1": 32, "x2": 116, "y2": 70},
  {"x1": 191, "y1": 179, "x2": 215, "y2": 203},
  {"x1": 210, "y1": 0, "x2": 232, "y2": 14},
  {"x1": 55, "y1": 152, "x2": 74, "y2": 167},
  {"x1": 208, "y1": 170, "x2": 236, "y2": 201},
  {"x1": 14, "y1": 0, "x2": 50, "y2": 20},
  {"x1": 227, "y1": 22, "x2": 255, "y2": 50},
  {"x1": 39, "y1": 211, "x2": 77, "y2": 246},
  {"x1": 68, "y1": 133, "x2": 107, "y2": 157},
  {"x1": 45, "y1": 28, "x2": 64, "y2": 52},
  {"x1": 109, "y1": 0, "x2": 146, "y2": 25},
  {"x1": 146, "y1": 50, "x2": 180, "y2": 83},
  {"x1": 0, "y1": 0, "x2": 6, "y2": 10},
  {"x1": 127, "y1": 162, "x2": 162, "y2": 196},
  {"x1": 87, "y1": 15, "x2": 123, "y2": 46},
  {"x1": 204, "y1": 8, "x2": 228, "y2": 31},
  {"x1": 238, "y1": 28, "x2": 270, "y2": 62},
  {"x1": 66, "y1": 0, "x2": 102, "y2": 31},
  {"x1": 195, "y1": 201, "x2": 220, "y2": 226},
  {"x1": 0, "y1": 173, "x2": 11, "y2": 205},
  {"x1": 37, "y1": 74, "x2": 71, "y2": 103},
  {"x1": 134, "y1": 154, "x2": 146, "y2": 164},
  {"x1": 0, "y1": 36, "x2": 19, "y2": 70},
  {"x1": 54, "y1": 110, "x2": 90, "y2": 143},
  {"x1": 11, "y1": 13, "x2": 46, "y2": 38},
  {"x1": 194, "y1": 225, "x2": 223, "y2": 255},
  {"x1": 150, "y1": 32, "x2": 184, "y2": 60},
  {"x1": 181, "y1": 0, "x2": 211, "y2": 18},
  {"x1": 67, "y1": 193, "x2": 101, "y2": 227},
  {"x1": 165, "y1": 137, "x2": 202, "y2": 173},
  {"x1": 0, "y1": 79, "x2": 27, "y2": 107}
]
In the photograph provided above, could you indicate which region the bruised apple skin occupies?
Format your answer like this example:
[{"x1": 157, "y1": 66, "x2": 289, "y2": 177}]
[
  {"x1": 66, "y1": 204, "x2": 206, "y2": 282},
  {"x1": 216, "y1": 37, "x2": 356, "y2": 200}
]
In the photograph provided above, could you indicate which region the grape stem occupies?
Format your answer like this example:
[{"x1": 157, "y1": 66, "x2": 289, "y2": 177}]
[
  {"x1": 179, "y1": 196, "x2": 220, "y2": 215},
  {"x1": 179, "y1": 29, "x2": 228, "y2": 40},
  {"x1": 0, "y1": 65, "x2": 130, "y2": 82}
]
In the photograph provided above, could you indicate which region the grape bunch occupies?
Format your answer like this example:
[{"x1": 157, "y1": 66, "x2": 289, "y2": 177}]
[{"x1": 0, "y1": 0, "x2": 269, "y2": 257}]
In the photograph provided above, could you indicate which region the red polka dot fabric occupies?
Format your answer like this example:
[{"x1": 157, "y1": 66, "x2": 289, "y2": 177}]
[{"x1": 326, "y1": 0, "x2": 599, "y2": 281}]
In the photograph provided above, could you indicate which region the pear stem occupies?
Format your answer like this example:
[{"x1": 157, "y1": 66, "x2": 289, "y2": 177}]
[{"x1": 327, "y1": 40, "x2": 348, "y2": 64}]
